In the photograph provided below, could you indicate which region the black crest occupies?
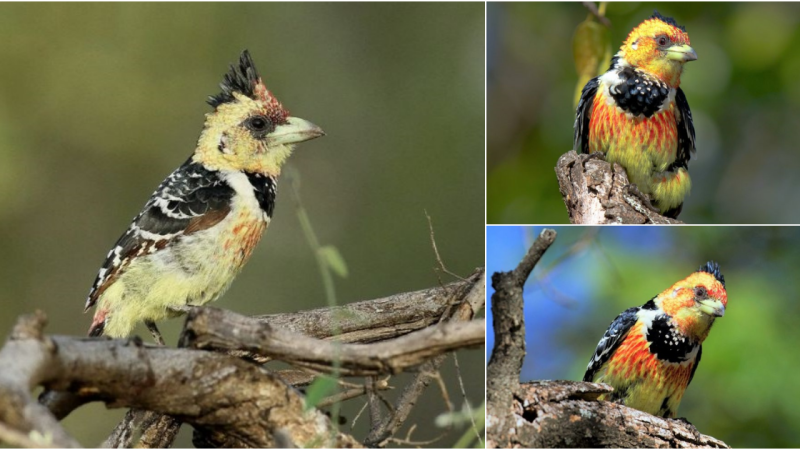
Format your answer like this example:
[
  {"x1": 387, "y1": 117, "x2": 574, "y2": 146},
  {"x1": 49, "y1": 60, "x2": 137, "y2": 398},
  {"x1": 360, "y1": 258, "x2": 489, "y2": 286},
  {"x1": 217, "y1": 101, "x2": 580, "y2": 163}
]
[
  {"x1": 650, "y1": 11, "x2": 686, "y2": 32},
  {"x1": 207, "y1": 50, "x2": 261, "y2": 108},
  {"x1": 698, "y1": 261, "x2": 725, "y2": 287}
]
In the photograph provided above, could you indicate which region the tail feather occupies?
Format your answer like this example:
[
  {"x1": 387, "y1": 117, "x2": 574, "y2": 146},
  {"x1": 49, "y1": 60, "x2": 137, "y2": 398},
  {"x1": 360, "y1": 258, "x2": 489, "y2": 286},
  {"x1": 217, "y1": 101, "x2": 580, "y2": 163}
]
[{"x1": 88, "y1": 308, "x2": 108, "y2": 337}]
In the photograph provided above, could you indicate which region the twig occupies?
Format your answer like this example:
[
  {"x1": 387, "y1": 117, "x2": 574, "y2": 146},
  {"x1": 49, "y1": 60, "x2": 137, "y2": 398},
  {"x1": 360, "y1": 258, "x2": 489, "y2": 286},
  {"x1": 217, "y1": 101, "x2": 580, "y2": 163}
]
[
  {"x1": 426, "y1": 210, "x2": 466, "y2": 281},
  {"x1": 366, "y1": 377, "x2": 383, "y2": 431},
  {"x1": 582, "y1": 1, "x2": 611, "y2": 27},
  {"x1": 453, "y1": 353, "x2": 483, "y2": 446},
  {"x1": 316, "y1": 381, "x2": 390, "y2": 409}
]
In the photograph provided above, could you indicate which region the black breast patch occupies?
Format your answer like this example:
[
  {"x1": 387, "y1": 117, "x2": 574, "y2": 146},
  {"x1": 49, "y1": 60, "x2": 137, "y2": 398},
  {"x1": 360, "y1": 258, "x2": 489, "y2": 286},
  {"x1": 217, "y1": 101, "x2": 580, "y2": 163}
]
[
  {"x1": 609, "y1": 68, "x2": 671, "y2": 118},
  {"x1": 245, "y1": 173, "x2": 277, "y2": 217},
  {"x1": 646, "y1": 315, "x2": 697, "y2": 363}
]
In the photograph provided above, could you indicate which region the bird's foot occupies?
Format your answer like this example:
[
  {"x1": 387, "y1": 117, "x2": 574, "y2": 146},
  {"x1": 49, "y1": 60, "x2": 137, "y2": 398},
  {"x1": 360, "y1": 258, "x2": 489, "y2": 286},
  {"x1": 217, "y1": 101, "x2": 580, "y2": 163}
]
[
  {"x1": 585, "y1": 151, "x2": 607, "y2": 161},
  {"x1": 622, "y1": 184, "x2": 670, "y2": 224},
  {"x1": 144, "y1": 320, "x2": 166, "y2": 346},
  {"x1": 168, "y1": 305, "x2": 194, "y2": 314},
  {"x1": 671, "y1": 416, "x2": 701, "y2": 439}
]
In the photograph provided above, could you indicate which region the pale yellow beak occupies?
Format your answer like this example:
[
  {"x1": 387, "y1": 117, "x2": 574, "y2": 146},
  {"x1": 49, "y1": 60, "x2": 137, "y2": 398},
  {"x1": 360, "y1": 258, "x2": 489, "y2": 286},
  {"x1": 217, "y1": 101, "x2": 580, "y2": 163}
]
[
  {"x1": 667, "y1": 44, "x2": 698, "y2": 62},
  {"x1": 266, "y1": 117, "x2": 325, "y2": 146},
  {"x1": 698, "y1": 299, "x2": 725, "y2": 317}
]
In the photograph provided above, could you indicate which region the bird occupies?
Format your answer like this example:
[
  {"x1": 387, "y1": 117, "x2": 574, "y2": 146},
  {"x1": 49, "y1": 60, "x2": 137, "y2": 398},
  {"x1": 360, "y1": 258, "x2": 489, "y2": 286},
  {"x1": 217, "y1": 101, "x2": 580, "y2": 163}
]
[
  {"x1": 83, "y1": 50, "x2": 324, "y2": 344},
  {"x1": 574, "y1": 11, "x2": 697, "y2": 218},
  {"x1": 583, "y1": 261, "x2": 727, "y2": 418}
]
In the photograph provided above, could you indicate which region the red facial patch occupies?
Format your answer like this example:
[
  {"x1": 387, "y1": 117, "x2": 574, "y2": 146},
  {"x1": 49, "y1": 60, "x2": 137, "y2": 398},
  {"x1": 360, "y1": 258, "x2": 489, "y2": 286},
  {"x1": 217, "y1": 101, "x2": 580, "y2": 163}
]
[{"x1": 254, "y1": 81, "x2": 289, "y2": 125}]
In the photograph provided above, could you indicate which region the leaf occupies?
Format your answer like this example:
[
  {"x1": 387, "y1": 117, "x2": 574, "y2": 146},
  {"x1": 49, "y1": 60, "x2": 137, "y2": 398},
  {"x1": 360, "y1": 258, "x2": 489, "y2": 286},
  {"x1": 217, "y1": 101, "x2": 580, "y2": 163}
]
[
  {"x1": 572, "y1": 16, "x2": 611, "y2": 108},
  {"x1": 304, "y1": 375, "x2": 338, "y2": 411},
  {"x1": 319, "y1": 245, "x2": 349, "y2": 278}
]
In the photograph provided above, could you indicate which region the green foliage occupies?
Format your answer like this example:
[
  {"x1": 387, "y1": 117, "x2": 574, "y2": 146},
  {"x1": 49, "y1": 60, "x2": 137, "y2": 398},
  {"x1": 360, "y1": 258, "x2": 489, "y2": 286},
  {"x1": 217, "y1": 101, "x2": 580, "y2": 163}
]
[
  {"x1": 304, "y1": 374, "x2": 339, "y2": 411},
  {"x1": 319, "y1": 245, "x2": 349, "y2": 278},
  {"x1": 437, "y1": 401, "x2": 485, "y2": 448},
  {"x1": 571, "y1": 4, "x2": 611, "y2": 108}
]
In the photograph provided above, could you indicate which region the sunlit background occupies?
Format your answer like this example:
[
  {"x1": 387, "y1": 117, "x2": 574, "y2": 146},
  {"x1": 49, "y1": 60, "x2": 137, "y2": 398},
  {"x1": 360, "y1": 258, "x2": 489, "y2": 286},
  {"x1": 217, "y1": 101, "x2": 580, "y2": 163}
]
[
  {"x1": 0, "y1": 3, "x2": 484, "y2": 447},
  {"x1": 488, "y1": 2, "x2": 800, "y2": 224},
  {"x1": 487, "y1": 226, "x2": 800, "y2": 448}
]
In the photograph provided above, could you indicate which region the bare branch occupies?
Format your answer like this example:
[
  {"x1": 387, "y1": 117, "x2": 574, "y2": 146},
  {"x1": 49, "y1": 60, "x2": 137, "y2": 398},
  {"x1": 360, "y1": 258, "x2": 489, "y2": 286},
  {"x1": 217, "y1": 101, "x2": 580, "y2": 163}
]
[
  {"x1": 487, "y1": 228, "x2": 556, "y2": 409},
  {"x1": 255, "y1": 270, "x2": 484, "y2": 343},
  {"x1": 555, "y1": 150, "x2": 682, "y2": 224},
  {"x1": 0, "y1": 313, "x2": 358, "y2": 448},
  {"x1": 182, "y1": 306, "x2": 484, "y2": 376}
]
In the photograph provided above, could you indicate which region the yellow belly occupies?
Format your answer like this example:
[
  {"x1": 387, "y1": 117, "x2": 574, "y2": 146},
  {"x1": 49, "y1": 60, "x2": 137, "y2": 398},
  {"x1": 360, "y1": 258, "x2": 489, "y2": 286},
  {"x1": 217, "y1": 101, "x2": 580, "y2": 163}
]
[{"x1": 98, "y1": 211, "x2": 267, "y2": 337}]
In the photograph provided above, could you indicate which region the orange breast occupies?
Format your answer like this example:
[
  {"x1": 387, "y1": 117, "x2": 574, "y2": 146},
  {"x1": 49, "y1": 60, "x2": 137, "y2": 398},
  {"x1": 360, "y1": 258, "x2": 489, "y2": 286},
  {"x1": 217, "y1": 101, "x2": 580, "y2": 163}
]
[
  {"x1": 606, "y1": 323, "x2": 693, "y2": 388},
  {"x1": 222, "y1": 214, "x2": 267, "y2": 268},
  {"x1": 589, "y1": 91, "x2": 678, "y2": 163}
]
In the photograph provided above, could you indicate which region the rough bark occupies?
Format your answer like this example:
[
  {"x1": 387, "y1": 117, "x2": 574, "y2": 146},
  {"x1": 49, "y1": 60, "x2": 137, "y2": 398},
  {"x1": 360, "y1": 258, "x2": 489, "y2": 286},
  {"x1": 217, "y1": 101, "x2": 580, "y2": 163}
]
[
  {"x1": 486, "y1": 231, "x2": 728, "y2": 448},
  {"x1": 490, "y1": 381, "x2": 728, "y2": 449},
  {"x1": 555, "y1": 150, "x2": 683, "y2": 224},
  {"x1": 181, "y1": 307, "x2": 484, "y2": 376}
]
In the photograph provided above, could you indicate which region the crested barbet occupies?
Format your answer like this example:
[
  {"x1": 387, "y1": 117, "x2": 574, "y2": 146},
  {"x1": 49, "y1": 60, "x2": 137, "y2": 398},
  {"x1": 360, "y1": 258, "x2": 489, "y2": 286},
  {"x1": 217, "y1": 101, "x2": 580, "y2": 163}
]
[
  {"x1": 583, "y1": 261, "x2": 726, "y2": 418},
  {"x1": 574, "y1": 12, "x2": 697, "y2": 218},
  {"x1": 84, "y1": 50, "x2": 324, "y2": 343}
]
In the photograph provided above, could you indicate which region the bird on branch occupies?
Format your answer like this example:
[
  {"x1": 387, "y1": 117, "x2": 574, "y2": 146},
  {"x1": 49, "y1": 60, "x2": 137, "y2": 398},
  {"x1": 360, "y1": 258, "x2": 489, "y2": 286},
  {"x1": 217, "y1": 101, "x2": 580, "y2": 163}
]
[
  {"x1": 83, "y1": 50, "x2": 325, "y2": 343},
  {"x1": 574, "y1": 11, "x2": 697, "y2": 218},
  {"x1": 583, "y1": 261, "x2": 726, "y2": 418}
]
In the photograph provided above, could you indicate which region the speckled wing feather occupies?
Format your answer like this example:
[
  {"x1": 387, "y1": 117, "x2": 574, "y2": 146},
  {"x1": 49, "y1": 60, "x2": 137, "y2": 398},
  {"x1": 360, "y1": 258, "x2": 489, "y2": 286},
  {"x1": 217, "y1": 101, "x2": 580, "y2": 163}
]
[
  {"x1": 84, "y1": 159, "x2": 234, "y2": 311},
  {"x1": 583, "y1": 306, "x2": 639, "y2": 382}
]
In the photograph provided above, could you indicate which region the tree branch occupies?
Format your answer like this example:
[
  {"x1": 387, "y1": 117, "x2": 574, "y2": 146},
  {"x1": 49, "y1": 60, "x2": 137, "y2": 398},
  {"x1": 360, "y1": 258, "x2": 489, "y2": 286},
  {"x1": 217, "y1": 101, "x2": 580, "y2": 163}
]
[
  {"x1": 181, "y1": 307, "x2": 484, "y2": 376},
  {"x1": 487, "y1": 228, "x2": 556, "y2": 409},
  {"x1": 491, "y1": 381, "x2": 729, "y2": 448},
  {"x1": 257, "y1": 270, "x2": 483, "y2": 343},
  {"x1": 18, "y1": 269, "x2": 484, "y2": 448},
  {"x1": 0, "y1": 312, "x2": 357, "y2": 448},
  {"x1": 555, "y1": 150, "x2": 682, "y2": 224}
]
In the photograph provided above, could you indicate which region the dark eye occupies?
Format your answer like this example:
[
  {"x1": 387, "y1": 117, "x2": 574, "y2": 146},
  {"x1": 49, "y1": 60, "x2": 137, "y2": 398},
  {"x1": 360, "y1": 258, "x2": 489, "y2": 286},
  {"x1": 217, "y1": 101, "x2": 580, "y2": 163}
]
[
  {"x1": 694, "y1": 286, "x2": 708, "y2": 298},
  {"x1": 656, "y1": 36, "x2": 669, "y2": 46},
  {"x1": 246, "y1": 115, "x2": 271, "y2": 132}
]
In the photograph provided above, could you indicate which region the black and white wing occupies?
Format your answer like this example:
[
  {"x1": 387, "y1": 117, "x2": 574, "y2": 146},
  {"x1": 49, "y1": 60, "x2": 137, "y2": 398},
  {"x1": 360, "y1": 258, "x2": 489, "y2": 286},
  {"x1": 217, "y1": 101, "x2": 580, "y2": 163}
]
[
  {"x1": 670, "y1": 87, "x2": 696, "y2": 170},
  {"x1": 84, "y1": 158, "x2": 235, "y2": 312},
  {"x1": 687, "y1": 345, "x2": 702, "y2": 387},
  {"x1": 574, "y1": 76, "x2": 600, "y2": 153},
  {"x1": 583, "y1": 306, "x2": 640, "y2": 382}
]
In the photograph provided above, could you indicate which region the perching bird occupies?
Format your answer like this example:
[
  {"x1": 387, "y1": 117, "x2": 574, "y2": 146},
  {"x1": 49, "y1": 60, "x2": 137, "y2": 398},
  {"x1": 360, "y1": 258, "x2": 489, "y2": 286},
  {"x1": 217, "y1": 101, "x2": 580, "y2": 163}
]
[
  {"x1": 583, "y1": 261, "x2": 727, "y2": 418},
  {"x1": 84, "y1": 50, "x2": 324, "y2": 343},
  {"x1": 574, "y1": 12, "x2": 697, "y2": 218}
]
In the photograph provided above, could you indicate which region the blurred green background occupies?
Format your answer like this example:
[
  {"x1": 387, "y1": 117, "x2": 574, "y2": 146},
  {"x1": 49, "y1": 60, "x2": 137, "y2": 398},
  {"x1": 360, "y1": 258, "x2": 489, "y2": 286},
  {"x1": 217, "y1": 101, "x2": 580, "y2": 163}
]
[
  {"x1": 487, "y1": 226, "x2": 800, "y2": 447},
  {"x1": 0, "y1": 3, "x2": 484, "y2": 447},
  {"x1": 488, "y1": 2, "x2": 800, "y2": 224}
]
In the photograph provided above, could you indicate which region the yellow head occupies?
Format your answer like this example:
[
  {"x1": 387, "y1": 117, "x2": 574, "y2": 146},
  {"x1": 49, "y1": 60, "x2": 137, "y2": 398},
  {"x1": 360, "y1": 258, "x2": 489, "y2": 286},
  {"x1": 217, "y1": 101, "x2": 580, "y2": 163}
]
[
  {"x1": 620, "y1": 12, "x2": 697, "y2": 87},
  {"x1": 195, "y1": 50, "x2": 324, "y2": 175},
  {"x1": 655, "y1": 261, "x2": 727, "y2": 342}
]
